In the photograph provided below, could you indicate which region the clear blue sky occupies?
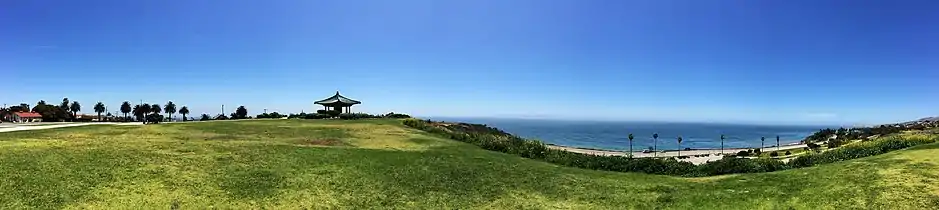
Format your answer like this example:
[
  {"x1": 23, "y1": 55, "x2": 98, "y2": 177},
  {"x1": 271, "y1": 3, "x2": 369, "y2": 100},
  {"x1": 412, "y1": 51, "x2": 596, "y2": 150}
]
[{"x1": 3, "y1": 1, "x2": 938, "y2": 125}]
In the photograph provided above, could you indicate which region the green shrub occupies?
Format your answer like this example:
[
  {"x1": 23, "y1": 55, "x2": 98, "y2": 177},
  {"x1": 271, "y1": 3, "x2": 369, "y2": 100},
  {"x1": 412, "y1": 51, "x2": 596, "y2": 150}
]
[
  {"x1": 256, "y1": 112, "x2": 285, "y2": 119},
  {"x1": 807, "y1": 142, "x2": 821, "y2": 151},
  {"x1": 384, "y1": 112, "x2": 411, "y2": 118},
  {"x1": 769, "y1": 151, "x2": 779, "y2": 157},
  {"x1": 736, "y1": 150, "x2": 750, "y2": 156},
  {"x1": 785, "y1": 151, "x2": 792, "y2": 155},
  {"x1": 145, "y1": 114, "x2": 164, "y2": 124},
  {"x1": 827, "y1": 139, "x2": 844, "y2": 148},
  {"x1": 788, "y1": 135, "x2": 937, "y2": 168},
  {"x1": 303, "y1": 113, "x2": 331, "y2": 119},
  {"x1": 694, "y1": 156, "x2": 789, "y2": 176},
  {"x1": 338, "y1": 113, "x2": 380, "y2": 120}
]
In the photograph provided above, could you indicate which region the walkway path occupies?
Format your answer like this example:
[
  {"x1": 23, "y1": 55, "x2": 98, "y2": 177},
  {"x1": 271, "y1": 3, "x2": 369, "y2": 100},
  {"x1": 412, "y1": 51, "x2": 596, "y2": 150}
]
[
  {"x1": 549, "y1": 143, "x2": 810, "y2": 165},
  {"x1": 0, "y1": 122, "x2": 142, "y2": 133}
]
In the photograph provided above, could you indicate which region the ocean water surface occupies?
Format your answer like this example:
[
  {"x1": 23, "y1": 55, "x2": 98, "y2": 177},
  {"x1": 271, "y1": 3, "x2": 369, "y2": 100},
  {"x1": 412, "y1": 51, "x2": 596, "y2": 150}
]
[{"x1": 427, "y1": 117, "x2": 828, "y2": 151}]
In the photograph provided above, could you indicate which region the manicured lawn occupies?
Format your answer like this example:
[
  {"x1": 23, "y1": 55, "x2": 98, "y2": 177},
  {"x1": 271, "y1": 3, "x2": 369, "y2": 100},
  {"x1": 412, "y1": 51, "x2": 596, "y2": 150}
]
[{"x1": 1, "y1": 119, "x2": 937, "y2": 209}]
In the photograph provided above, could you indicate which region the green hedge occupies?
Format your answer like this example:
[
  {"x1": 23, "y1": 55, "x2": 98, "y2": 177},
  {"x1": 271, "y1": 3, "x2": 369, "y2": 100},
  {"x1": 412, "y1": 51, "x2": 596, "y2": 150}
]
[
  {"x1": 789, "y1": 136, "x2": 936, "y2": 168},
  {"x1": 338, "y1": 113, "x2": 380, "y2": 120},
  {"x1": 403, "y1": 118, "x2": 939, "y2": 177}
]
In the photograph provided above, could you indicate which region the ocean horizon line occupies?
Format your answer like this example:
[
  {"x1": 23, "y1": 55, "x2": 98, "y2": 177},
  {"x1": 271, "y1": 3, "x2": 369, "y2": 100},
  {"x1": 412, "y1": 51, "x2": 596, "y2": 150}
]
[{"x1": 421, "y1": 115, "x2": 846, "y2": 128}]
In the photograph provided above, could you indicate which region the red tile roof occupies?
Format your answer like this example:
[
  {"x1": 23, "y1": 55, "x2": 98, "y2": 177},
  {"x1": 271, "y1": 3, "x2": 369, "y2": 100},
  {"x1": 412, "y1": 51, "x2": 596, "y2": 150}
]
[{"x1": 14, "y1": 112, "x2": 42, "y2": 118}]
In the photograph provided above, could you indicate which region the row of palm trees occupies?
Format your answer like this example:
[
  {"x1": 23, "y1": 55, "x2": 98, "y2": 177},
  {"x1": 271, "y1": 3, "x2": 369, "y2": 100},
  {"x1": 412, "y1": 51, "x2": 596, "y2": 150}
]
[
  {"x1": 625, "y1": 133, "x2": 784, "y2": 158},
  {"x1": 6, "y1": 98, "x2": 195, "y2": 123},
  {"x1": 90, "y1": 100, "x2": 191, "y2": 122}
]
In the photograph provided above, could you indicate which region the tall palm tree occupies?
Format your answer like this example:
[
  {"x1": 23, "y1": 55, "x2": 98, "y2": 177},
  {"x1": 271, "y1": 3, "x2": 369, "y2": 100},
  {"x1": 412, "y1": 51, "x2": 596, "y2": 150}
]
[
  {"x1": 60, "y1": 98, "x2": 70, "y2": 112},
  {"x1": 179, "y1": 106, "x2": 190, "y2": 122},
  {"x1": 720, "y1": 134, "x2": 726, "y2": 155},
  {"x1": 138, "y1": 103, "x2": 151, "y2": 122},
  {"x1": 120, "y1": 101, "x2": 132, "y2": 120},
  {"x1": 164, "y1": 101, "x2": 177, "y2": 122},
  {"x1": 60, "y1": 98, "x2": 71, "y2": 120},
  {"x1": 652, "y1": 133, "x2": 659, "y2": 158},
  {"x1": 677, "y1": 136, "x2": 683, "y2": 157},
  {"x1": 93, "y1": 102, "x2": 106, "y2": 121},
  {"x1": 761, "y1": 136, "x2": 766, "y2": 152},
  {"x1": 132, "y1": 105, "x2": 141, "y2": 121},
  {"x1": 776, "y1": 135, "x2": 781, "y2": 152},
  {"x1": 69, "y1": 101, "x2": 81, "y2": 119},
  {"x1": 627, "y1": 133, "x2": 634, "y2": 158}
]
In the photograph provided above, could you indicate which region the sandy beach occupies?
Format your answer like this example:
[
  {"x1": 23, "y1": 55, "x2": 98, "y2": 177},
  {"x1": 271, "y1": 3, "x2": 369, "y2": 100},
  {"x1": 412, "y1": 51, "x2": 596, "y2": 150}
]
[{"x1": 548, "y1": 143, "x2": 808, "y2": 165}]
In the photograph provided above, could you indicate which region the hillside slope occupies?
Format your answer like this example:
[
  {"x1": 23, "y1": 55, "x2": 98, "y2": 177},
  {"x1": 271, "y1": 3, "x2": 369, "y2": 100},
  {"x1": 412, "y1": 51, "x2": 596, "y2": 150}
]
[{"x1": 0, "y1": 119, "x2": 936, "y2": 209}]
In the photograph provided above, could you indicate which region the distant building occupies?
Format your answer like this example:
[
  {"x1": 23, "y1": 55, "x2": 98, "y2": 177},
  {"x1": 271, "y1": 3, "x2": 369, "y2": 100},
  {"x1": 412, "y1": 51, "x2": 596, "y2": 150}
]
[{"x1": 11, "y1": 112, "x2": 43, "y2": 123}]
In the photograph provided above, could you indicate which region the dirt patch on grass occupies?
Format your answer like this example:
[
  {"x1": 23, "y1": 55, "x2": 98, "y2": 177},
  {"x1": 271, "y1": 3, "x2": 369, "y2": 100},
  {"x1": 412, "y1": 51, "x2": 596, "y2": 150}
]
[{"x1": 295, "y1": 138, "x2": 350, "y2": 147}]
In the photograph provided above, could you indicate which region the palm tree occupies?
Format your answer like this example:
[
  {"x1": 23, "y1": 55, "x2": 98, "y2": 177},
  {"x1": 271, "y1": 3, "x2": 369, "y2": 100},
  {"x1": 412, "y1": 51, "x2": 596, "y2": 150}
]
[
  {"x1": 652, "y1": 133, "x2": 659, "y2": 158},
  {"x1": 720, "y1": 134, "x2": 726, "y2": 155},
  {"x1": 776, "y1": 135, "x2": 781, "y2": 152},
  {"x1": 150, "y1": 104, "x2": 162, "y2": 115},
  {"x1": 120, "y1": 101, "x2": 132, "y2": 120},
  {"x1": 627, "y1": 133, "x2": 634, "y2": 158},
  {"x1": 132, "y1": 105, "x2": 141, "y2": 121},
  {"x1": 69, "y1": 101, "x2": 81, "y2": 119},
  {"x1": 60, "y1": 98, "x2": 70, "y2": 112},
  {"x1": 677, "y1": 136, "x2": 683, "y2": 157},
  {"x1": 93, "y1": 102, "x2": 106, "y2": 121},
  {"x1": 179, "y1": 106, "x2": 190, "y2": 122},
  {"x1": 137, "y1": 103, "x2": 151, "y2": 122},
  {"x1": 60, "y1": 98, "x2": 71, "y2": 120},
  {"x1": 761, "y1": 136, "x2": 766, "y2": 152},
  {"x1": 164, "y1": 101, "x2": 177, "y2": 122}
]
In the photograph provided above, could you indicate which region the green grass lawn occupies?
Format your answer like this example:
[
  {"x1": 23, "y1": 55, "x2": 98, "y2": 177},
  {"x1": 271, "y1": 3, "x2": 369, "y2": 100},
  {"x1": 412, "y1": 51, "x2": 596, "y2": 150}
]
[{"x1": 1, "y1": 119, "x2": 938, "y2": 209}]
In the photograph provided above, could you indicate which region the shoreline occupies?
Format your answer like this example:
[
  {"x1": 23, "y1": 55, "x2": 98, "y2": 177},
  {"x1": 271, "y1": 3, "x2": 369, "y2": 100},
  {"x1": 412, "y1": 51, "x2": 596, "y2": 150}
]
[
  {"x1": 546, "y1": 142, "x2": 809, "y2": 165},
  {"x1": 545, "y1": 141, "x2": 803, "y2": 153}
]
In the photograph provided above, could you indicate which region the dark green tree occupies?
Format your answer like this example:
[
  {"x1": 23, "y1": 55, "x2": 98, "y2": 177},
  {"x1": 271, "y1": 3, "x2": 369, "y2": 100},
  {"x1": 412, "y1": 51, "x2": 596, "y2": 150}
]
[
  {"x1": 234, "y1": 106, "x2": 248, "y2": 119},
  {"x1": 135, "y1": 103, "x2": 151, "y2": 122},
  {"x1": 200, "y1": 113, "x2": 211, "y2": 121},
  {"x1": 93, "y1": 102, "x2": 106, "y2": 121},
  {"x1": 60, "y1": 98, "x2": 71, "y2": 120},
  {"x1": 18, "y1": 103, "x2": 29, "y2": 112},
  {"x1": 69, "y1": 101, "x2": 81, "y2": 119},
  {"x1": 60, "y1": 98, "x2": 70, "y2": 112},
  {"x1": 150, "y1": 104, "x2": 161, "y2": 115},
  {"x1": 179, "y1": 106, "x2": 190, "y2": 122},
  {"x1": 120, "y1": 101, "x2": 132, "y2": 119},
  {"x1": 164, "y1": 101, "x2": 176, "y2": 122}
]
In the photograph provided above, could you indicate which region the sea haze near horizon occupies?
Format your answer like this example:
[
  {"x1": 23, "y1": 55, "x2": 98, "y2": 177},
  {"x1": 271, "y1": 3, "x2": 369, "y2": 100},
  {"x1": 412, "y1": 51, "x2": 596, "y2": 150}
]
[{"x1": 427, "y1": 117, "x2": 828, "y2": 151}]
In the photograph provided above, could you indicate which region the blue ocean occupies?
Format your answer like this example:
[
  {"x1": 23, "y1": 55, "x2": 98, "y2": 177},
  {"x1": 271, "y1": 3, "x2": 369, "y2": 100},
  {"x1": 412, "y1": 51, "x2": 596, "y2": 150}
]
[{"x1": 427, "y1": 117, "x2": 827, "y2": 151}]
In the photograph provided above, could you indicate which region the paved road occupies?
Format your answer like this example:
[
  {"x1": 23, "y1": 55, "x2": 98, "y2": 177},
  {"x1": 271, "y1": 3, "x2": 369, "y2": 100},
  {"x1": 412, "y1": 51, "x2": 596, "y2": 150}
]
[{"x1": 0, "y1": 122, "x2": 142, "y2": 133}]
